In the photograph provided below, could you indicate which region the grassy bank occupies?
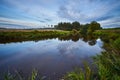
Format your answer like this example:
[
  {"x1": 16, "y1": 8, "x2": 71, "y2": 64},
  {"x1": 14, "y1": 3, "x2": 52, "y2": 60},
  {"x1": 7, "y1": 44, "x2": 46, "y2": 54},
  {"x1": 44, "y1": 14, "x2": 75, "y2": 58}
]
[
  {"x1": 0, "y1": 30, "x2": 70, "y2": 43},
  {"x1": 64, "y1": 29, "x2": 120, "y2": 80}
]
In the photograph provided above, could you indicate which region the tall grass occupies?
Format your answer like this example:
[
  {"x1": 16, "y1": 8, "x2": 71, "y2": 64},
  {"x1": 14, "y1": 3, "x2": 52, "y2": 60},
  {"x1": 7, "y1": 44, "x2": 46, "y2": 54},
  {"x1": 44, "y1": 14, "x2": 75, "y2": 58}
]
[
  {"x1": 63, "y1": 50, "x2": 120, "y2": 80},
  {"x1": 95, "y1": 51, "x2": 120, "y2": 80},
  {"x1": 0, "y1": 30, "x2": 70, "y2": 43},
  {"x1": 3, "y1": 69, "x2": 46, "y2": 80},
  {"x1": 63, "y1": 63, "x2": 93, "y2": 80},
  {"x1": 64, "y1": 30, "x2": 120, "y2": 80}
]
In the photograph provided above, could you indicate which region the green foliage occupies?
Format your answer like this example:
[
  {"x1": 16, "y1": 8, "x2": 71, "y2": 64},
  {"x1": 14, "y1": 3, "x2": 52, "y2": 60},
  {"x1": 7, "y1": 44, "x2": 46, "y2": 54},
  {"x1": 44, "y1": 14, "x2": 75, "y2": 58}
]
[
  {"x1": 80, "y1": 24, "x2": 89, "y2": 35},
  {"x1": 3, "y1": 69, "x2": 45, "y2": 80},
  {"x1": 113, "y1": 38, "x2": 120, "y2": 50},
  {"x1": 94, "y1": 30, "x2": 120, "y2": 43},
  {"x1": 88, "y1": 21, "x2": 102, "y2": 32},
  {"x1": 71, "y1": 29, "x2": 80, "y2": 35},
  {"x1": 0, "y1": 30, "x2": 70, "y2": 43},
  {"x1": 55, "y1": 21, "x2": 102, "y2": 35},
  {"x1": 64, "y1": 30, "x2": 120, "y2": 80},
  {"x1": 87, "y1": 29, "x2": 93, "y2": 35},
  {"x1": 64, "y1": 50, "x2": 120, "y2": 80},
  {"x1": 4, "y1": 72, "x2": 15, "y2": 80},
  {"x1": 31, "y1": 69, "x2": 37, "y2": 80},
  {"x1": 95, "y1": 51, "x2": 120, "y2": 80},
  {"x1": 72, "y1": 21, "x2": 81, "y2": 30},
  {"x1": 55, "y1": 21, "x2": 81, "y2": 30},
  {"x1": 64, "y1": 71, "x2": 85, "y2": 80},
  {"x1": 64, "y1": 62, "x2": 94, "y2": 80},
  {"x1": 55, "y1": 22, "x2": 72, "y2": 30}
]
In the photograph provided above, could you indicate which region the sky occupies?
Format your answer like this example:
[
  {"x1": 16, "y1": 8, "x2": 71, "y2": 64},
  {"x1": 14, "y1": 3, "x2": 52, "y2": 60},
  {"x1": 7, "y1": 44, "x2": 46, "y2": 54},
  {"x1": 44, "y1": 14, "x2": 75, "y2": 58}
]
[{"x1": 0, "y1": 0, "x2": 120, "y2": 28}]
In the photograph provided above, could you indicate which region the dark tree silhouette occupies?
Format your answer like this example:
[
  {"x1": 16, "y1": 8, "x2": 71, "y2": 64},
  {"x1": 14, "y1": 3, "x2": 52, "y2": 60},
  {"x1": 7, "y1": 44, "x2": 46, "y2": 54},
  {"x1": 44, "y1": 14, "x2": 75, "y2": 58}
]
[
  {"x1": 72, "y1": 21, "x2": 81, "y2": 30},
  {"x1": 88, "y1": 21, "x2": 102, "y2": 32}
]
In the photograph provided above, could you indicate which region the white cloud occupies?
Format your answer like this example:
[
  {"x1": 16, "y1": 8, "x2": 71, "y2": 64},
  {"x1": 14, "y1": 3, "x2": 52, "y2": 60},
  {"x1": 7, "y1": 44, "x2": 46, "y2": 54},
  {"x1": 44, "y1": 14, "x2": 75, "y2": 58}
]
[
  {"x1": 58, "y1": 0, "x2": 120, "y2": 24},
  {"x1": 0, "y1": 17, "x2": 44, "y2": 28},
  {"x1": 98, "y1": 17, "x2": 120, "y2": 28},
  {"x1": 1, "y1": 0, "x2": 120, "y2": 28}
]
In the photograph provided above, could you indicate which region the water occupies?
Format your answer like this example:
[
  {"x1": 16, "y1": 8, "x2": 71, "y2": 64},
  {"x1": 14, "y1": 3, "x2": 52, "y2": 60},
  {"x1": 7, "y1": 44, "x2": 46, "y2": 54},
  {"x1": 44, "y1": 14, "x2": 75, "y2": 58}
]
[{"x1": 0, "y1": 38, "x2": 103, "y2": 80}]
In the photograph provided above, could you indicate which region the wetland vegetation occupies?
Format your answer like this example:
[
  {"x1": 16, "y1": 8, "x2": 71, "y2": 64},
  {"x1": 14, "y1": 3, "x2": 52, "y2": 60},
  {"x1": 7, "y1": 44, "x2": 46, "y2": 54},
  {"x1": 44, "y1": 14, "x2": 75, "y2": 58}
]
[
  {"x1": 64, "y1": 29, "x2": 120, "y2": 80},
  {"x1": 0, "y1": 21, "x2": 120, "y2": 80}
]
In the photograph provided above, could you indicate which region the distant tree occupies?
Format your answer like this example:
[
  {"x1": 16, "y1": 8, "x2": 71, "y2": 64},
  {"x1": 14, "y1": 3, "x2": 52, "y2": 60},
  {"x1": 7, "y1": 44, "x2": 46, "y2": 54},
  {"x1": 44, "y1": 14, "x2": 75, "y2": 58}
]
[
  {"x1": 51, "y1": 25, "x2": 53, "y2": 28},
  {"x1": 54, "y1": 21, "x2": 81, "y2": 30},
  {"x1": 54, "y1": 22, "x2": 72, "y2": 30},
  {"x1": 88, "y1": 21, "x2": 102, "y2": 32},
  {"x1": 80, "y1": 24, "x2": 89, "y2": 35},
  {"x1": 87, "y1": 29, "x2": 93, "y2": 35},
  {"x1": 72, "y1": 21, "x2": 81, "y2": 30},
  {"x1": 54, "y1": 21, "x2": 102, "y2": 32}
]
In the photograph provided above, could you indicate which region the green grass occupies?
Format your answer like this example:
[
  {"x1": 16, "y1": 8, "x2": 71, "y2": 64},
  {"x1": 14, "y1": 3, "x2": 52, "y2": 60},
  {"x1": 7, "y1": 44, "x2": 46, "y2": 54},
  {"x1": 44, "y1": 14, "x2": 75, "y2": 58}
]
[
  {"x1": 64, "y1": 51, "x2": 120, "y2": 80},
  {"x1": 63, "y1": 63, "x2": 93, "y2": 80},
  {"x1": 95, "y1": 51, "x2": 120, "y2": 80},
  {"x1": 64, "y1": 29, "x2": 120, "y2": 80},
  {"x1": 0, "y1": 30, "x2": 70, "y2": 43},
  {"x1": 4, "y1": 69, "x2": 39, "y2": 80}
]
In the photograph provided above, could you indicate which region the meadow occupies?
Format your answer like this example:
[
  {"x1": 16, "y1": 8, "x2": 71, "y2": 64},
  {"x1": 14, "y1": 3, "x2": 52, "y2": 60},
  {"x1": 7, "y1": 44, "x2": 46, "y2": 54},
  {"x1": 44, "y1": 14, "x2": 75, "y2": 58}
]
[{"x1": 0, "y1": 30, "x2": 69, "y2": 43}]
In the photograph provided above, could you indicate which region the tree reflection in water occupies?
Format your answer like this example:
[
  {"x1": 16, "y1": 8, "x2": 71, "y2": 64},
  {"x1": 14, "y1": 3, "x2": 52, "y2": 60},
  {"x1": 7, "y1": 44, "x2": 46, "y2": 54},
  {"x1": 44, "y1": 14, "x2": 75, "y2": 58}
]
[{"x1": 0, "y1": 32, "x2": 99, "y2": 46}]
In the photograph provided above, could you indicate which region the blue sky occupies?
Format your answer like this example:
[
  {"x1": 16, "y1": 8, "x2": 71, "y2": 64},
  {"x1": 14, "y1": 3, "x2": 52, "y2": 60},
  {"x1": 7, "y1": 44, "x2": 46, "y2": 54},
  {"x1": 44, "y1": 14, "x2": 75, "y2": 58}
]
[{"x1": 0, "y1": 0, "x2": 120, "y2": 28}]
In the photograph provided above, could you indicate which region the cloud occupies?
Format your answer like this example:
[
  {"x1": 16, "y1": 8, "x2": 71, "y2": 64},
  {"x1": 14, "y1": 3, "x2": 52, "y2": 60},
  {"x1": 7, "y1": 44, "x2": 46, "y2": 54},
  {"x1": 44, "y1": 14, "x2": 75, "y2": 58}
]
[
  {"x1": 5, "y1": 0, "x2": 58, "y2": 19},
  {"x1": 0, "y1": 0, "x2": 58, "y2": 23},
  {"x1": 58, "y1": 0, "x2": 120, "y2": 27},
  {"x1": 0, "y1": 17, "x2": 45, "y2": 28},
  {"x1": 98, "y1": 17, "x2": 120, "y2": 28},
  {"x1": 0, "y1": 0, "x2": 120, "y2": 28}
]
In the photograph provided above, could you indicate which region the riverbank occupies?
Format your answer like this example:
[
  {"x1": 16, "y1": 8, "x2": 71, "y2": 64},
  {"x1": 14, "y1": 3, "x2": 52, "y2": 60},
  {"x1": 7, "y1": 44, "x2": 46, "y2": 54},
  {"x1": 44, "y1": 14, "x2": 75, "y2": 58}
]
[
  {"x1": 0, "y1": 30, "x2": 70, "y2": 43},
  {"x1": 64, "y1": 29, "x2": 120, "y2": 80},
  {"x1": 0, "y1": 29, "x2": 120, "y2": 80}
]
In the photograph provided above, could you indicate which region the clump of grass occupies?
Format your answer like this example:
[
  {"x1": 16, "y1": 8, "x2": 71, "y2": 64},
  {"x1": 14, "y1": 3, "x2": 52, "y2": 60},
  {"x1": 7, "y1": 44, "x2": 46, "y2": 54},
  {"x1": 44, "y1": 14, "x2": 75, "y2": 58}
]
[
  {"x1": 112, "y1": 38, "x2": 120, "y2": 51},
  {"x1": 63, "y1": 62, "x2": 94, "y2": 80},
  {"x1": 64, "y1": 50, "x2": 120, "y2": 80},
  {"x1": 94, "y1": 51, "x2": 120, "y2": 80},
  {"x1": 3, "y1": 69, "x2": 41, "y2": 80},
  {"x1": 64, "y1": 30, "x2": 120, "y2": 80},
  {"x1": 30, "y1": 69, "x2": 38, "y2": 80},
  {"x1": 4, "y1": 72, "x2": 15, "y2": 80}
]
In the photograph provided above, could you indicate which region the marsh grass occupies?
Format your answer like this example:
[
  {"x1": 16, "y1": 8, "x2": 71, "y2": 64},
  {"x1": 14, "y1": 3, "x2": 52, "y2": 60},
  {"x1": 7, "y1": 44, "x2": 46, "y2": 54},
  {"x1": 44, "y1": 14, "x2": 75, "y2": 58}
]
[
  {"x1": 63, "y1": 50, "x2": 120, "y2": 80},
  {"x1": 3, "y1": 69, "x2": 46, "y2": 80},
  {"x1": 95, "y1": 51, "x2": 120, "y2": 80},
  {"x1": 64, "y1": 30, "x2": 120, "y2": 80},
  {"x1": 63, "y1": 62, "x2": 94, "y2": 80},
  {"x1": 0, "y1": 30, "x2": 70, "y2": 43}
]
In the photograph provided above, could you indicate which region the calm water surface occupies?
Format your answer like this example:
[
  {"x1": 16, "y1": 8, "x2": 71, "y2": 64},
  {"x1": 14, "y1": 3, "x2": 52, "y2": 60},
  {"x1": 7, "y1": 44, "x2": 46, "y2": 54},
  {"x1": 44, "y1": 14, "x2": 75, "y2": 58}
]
[{"x1": 0, "y1": 38, "x2": 103, "y2": 80}]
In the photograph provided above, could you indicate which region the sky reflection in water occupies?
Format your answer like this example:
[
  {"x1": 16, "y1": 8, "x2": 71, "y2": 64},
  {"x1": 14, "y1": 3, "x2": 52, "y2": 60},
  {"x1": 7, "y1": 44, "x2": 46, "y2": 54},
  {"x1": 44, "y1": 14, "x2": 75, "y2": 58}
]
[{"x1": 0, "y1": 38, "x2": 103, "y2": 80}]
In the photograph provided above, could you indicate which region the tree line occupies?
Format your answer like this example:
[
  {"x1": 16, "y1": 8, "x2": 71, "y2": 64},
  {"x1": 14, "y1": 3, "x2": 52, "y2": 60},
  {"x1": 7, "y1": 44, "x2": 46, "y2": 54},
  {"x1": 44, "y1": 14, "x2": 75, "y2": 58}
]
[{"x1": 54, "y1": 21, "x2": 102, "y2": 35}]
